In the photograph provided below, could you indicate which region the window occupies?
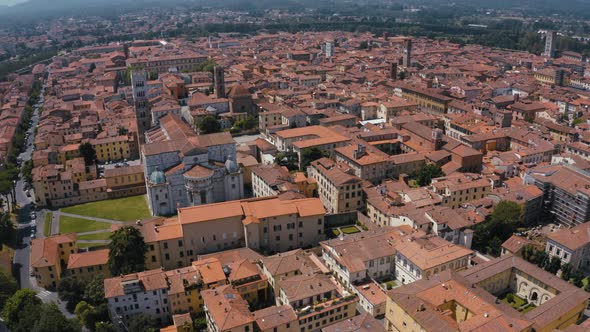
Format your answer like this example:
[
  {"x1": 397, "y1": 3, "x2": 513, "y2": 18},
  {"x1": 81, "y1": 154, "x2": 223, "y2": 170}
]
[{"x1": 178, "y1": 240, "x2": 183, "y2": 247}]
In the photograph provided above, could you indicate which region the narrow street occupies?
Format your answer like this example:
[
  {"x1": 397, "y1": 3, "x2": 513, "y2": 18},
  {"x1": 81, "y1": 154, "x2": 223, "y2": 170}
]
[{"x1": 11, "y1": 78, "x2": 75, "y2": 318}]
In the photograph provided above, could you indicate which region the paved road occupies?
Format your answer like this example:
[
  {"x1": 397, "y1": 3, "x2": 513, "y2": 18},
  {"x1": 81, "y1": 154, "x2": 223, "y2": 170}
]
[
  {"x1": 50, "y1": 210, "x2": 60, "y2": 235},
  {"x1": 13, "y1": 86, "x2": 43, "y2": 290},
  {"x1": 11, "y1": 81, "x2": 74, "y2": 318}
]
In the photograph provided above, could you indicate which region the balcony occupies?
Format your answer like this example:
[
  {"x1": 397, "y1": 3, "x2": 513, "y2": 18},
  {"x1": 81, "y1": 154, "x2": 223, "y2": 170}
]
[{"x1": 296, "y1": 294, "x2": 357, "y2": 318}]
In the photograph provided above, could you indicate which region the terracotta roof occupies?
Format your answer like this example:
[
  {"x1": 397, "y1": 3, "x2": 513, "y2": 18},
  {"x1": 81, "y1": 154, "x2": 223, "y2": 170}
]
[
  {"x1": 67, "y1": 249, "x2": 109, "y2": 269},
  {"x1": 201, "y1": 285, "x2": 254, "y2": 330}
]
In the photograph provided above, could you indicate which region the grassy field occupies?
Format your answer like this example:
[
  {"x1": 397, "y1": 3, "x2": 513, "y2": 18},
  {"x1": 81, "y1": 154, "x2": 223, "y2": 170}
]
[
  {"x1": 341, "y1": 226, "x2": 360, "y2": 234},
  {"x1": 43, "y1": 212, "x2": 52, "y2": 236},
  {"x1": 78, "y1": 242, "x2": 108, "y2": 249},
  {"x1": 59, "y1": 216, "x2": 112, "y2": 234},
  {"x1": 77, "y1": 232, "x2": 112, "y2": 241},
  {"x1": 60, "y1": 195, "x2": 150, "y2": 222}
]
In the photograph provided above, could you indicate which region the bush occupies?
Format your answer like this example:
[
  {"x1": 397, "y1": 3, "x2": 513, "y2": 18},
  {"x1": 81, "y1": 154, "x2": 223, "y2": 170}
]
[{"x1": 506, "y1": 293, "x2": 514, "y2": 303}]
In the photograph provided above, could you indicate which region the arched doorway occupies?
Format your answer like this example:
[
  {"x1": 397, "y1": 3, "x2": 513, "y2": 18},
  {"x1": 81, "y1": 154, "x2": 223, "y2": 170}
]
[{"x1": 531, "y1": 291, "x2": 538, "y2": 303}]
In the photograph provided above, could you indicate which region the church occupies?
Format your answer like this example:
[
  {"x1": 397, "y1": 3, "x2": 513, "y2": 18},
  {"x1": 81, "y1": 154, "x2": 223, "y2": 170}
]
[{"x1": 142, "y1": 113, "x2": 244, "y2": 216}]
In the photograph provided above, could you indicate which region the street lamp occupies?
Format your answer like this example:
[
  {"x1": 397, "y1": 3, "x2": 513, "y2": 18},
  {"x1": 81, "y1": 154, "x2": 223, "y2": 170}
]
[{"x1": 12, "y1": 179, "x2": 17, "y2": 209}]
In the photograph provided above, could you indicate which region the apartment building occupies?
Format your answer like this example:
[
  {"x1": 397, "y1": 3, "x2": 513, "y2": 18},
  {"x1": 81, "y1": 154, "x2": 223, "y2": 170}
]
[
  {"x1": 251, "y1": 164, "x2": 316, "y2": 198},
  {"x1": 334, "y1": 144, "x2": 392, "y2": 183},
  {"x1": 270, "y1": 125, "x2": 351, "y2": 167},
  {"x1": 307, "y1": 158, "x2": 363, "y2": 214},
  {"x1": 545, "y1": 221, "x2": 590, "y2": 272},
  {"x1": 30, "y1": 234, "x2": 77, "y2": 289},
  {"x1": 277, "y1": 273, "x2": 358, "y2": 332},
  {"x1": 104, "y1": 269, "x2": 172, "y2": 328},
  {"x1": 260, "y1": 249, "x2": 327, "y2": 294},
  {"x1": 430, "y1": 173, "x2": 492, "y2": 209},
  {"x1": 66, "y1": 249, "x2": 110, "y2": 282},
  {"x1": 393, "y1": 235, "x2": 472, "y2": 285},
  {"x1": 90, "y1": 135, "x2": 136, "y2": 163},
  {"x1": 202, "y1": 286, "x2": 255, "y2": 332},
  {"x1": 177, "y1": 196, "x2": 325, "y2": 256},
  {"x1": 525, "y1": 165, "x2": 590, "y2": 227},
  {"x1": 320, "y1": 226, "x2": 417, "y2": 288},
  {"x1": 322, "y1": 312, "x2": 386, "y2": 332}
]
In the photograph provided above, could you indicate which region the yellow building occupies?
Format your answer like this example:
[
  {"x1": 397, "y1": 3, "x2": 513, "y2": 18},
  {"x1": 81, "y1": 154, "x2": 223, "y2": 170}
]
[
  {"x1": 104, "y1": 165, "x2": 146, "y2": 198},
  {"x1": 30, "y1": 234, "x2": 77, "y2": 289},
  {"x1": 166, "y1": 258, "x2": 228, "y2": 315},
  {"x1": 160, "y1": 313, "x2": 194, "y2": 332},
  {"x1": 91, "y1": 135, "x2": 134, "y2": 162},
  {"x1": 460, "y1": 254, "x2": 590, "y2": 332},
  {"x1": 431, "y1": 173, "x2": 492, "y2": 209},
  {"x1": 66, "y1": 249, "x2": 110, "y2": 281}
]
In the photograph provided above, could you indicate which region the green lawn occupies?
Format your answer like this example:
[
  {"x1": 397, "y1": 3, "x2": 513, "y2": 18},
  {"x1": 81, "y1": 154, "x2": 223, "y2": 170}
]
[
  {"x1": 78, "y1": 242, "x2": 108, "y2": 249},
  {"x1": 331, "y1": 229, "x2": 341, "y2": 237},
  {"x1": 341, "y1": 226, "x2": 360, "y2": 234},
  {"x1": 77, "y1": 232, "x2": 112, "y2": 241},
  {"x1": 383, "y1": 280, "x2": 397, "y2": 290},
  {"x1": 43, "y1": 212, "x2": 52, "y2": 236},
  {"x1": 60, "y1": 195, "x2": 150, "y2": 222},
  {"x1": 500, "y1": 292, "x2": 531, "y2": 312},
  {"x1": 59, "y1": 216, "x2": 112, "y2": 234}
]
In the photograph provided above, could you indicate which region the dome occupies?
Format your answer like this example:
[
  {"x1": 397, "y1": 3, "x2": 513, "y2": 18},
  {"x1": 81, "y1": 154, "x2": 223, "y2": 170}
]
[
  {"x1": 150, "y1": 169, "x2": 166, "y2": 184},
  {"x1": 225, "y1": 158, "x2": 240, "y2": 173}
]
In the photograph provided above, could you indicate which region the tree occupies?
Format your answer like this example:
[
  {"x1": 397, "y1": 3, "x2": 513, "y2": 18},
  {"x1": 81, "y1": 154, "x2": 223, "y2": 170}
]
[
  {"x1": 95, "y1": 322, "x2": 116, "y2": 332},
  {"x1": 108, "y1": 226, "x2": 148, "y2": 275},
  {"x1": 2, "y1": 289, "x2": 42, "y2": 330},
  {"x1": 88, "y1": 63, "x2": 96, "y2": 73},
  {"x1": 300, "y1": 147, "x2": 328, "y2": 169},
  {"x1": 84, "y1": 274, "x2": 106, "y2": 306},
  {"x1": 79, "y1": 142, "x2": 97, "y2": 166},
  {"x1": 33, "y1": 303, "x2": 81, "y2": 332},
  {"x1": 74, "y1": 301, "x2": 92, "y2": 327},
  {"x1": 0, "y1": 268, "x2": 17, "y2": 310},
  {"x1": 22, "y1": 159, "x2": 33, "y2": 185},
  {"x1": 274, "y1": 151, "x2": 299, "y2": 172},
  {"x1": 560, "y1": 263, "x2": 573, "y2": 281},
  {"x1": 0, "y1": 212, "x2": 14, "y2": 246},
  {"x1": 75, "y1": 301, "x2": 109, "y2": 331},
  {"x1": 127, "y1": 313, "x2": 158, "y2": 332},
  {"x1": 57, "y1": 277, "x2": 86, "y2": 313},
  {"x1": 416, "y1": 163, "x2": 445, "y2": 186},
  {"x1": 545, "y1": 256, "x2": 562, "y2": 274},
  {"x1": 472, "y1": 201, "x2": 523, "y2": 257},
  {"x1": 571, "y1": 270, "x2": 585, "y2": 288},
  {"x1": 196, "y1": 115, "x2": 221, "y2": 135}
]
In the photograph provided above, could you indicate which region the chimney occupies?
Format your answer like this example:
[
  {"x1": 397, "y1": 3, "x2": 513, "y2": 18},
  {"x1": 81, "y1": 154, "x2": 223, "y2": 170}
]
[{"x1": 353, "y1": 144, "x2": 366, "y2": 159}]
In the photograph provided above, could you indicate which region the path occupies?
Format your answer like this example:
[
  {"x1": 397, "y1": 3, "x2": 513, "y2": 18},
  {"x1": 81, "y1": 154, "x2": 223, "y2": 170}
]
[
  {"x1": 50, "y1": 210, "x2": 60, "y2": 235},
  {"x1": 58, "y1": 211, "x2": 125, "y2": 224},
  {"x1": 77, "y1": 229, "x2": 112, "y2": 236}
]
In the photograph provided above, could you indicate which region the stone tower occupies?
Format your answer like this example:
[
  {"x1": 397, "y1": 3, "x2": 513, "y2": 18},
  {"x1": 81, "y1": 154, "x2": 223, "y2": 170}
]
[
  {"x1": 544, "y1": 30, "x2": 557, "y2": 58},
  {"x1": 214, "y1": 66, "x2": 226, "y2": 98},
  {"x1": 403, "y1": 39, "x2": 412, "y2": 68},
  {"x1": 131, "y1": 70, "x2": 151, "y2": 144}
]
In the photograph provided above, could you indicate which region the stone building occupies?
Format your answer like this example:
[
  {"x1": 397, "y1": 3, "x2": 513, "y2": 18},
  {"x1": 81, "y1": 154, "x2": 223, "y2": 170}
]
[{"x1": 143, "y1": 113, "x2": 243, "y2": 216}]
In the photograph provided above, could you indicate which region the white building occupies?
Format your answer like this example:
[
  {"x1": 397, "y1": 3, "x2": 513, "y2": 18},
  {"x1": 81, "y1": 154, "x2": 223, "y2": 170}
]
[
  {"x1": 104, "y1": 269, "x2": 171, "y2": 329},
  {"x1": 143, "y1": 113, "x2": 244, "y2": 216}
]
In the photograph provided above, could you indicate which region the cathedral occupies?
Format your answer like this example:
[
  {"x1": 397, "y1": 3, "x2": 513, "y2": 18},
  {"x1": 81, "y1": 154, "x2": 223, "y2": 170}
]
[{"x1": 142, "y1": 113, "x2": 244, "y2": 216}]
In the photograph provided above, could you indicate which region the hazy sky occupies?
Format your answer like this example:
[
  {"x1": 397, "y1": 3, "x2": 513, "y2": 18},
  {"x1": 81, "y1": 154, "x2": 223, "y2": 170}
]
[{"x1": 0, "y1": 0, "x2": 27, "y2": 5}]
